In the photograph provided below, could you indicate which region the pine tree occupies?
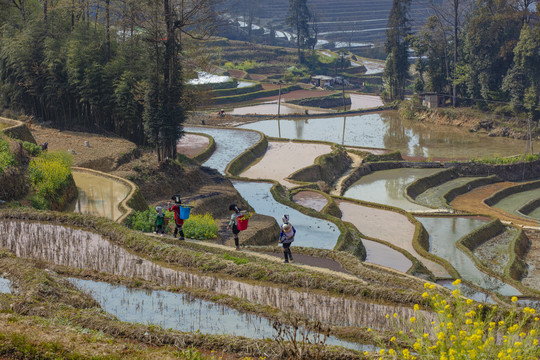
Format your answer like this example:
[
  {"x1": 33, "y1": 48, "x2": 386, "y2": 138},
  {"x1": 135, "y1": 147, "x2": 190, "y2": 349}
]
[
  {"x1": 287, "y1": 0, "x2": 311, "y2": 63},
  {"x1": 383, "y1": 0, "x2": 411, "y2": 101}
]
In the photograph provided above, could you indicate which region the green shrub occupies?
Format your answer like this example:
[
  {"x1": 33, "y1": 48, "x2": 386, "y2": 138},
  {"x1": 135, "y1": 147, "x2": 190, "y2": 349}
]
[
  {"x1": 126, "y1": 206, "x2": 174, "y2": 233},
  {"x1": 0, "y1": 136, "x2": 16, "y2": 174},
  {"x1": 22, "y1": 141, "x2": 42, "y2": 157},
  {"x1": 183, "y1": 213, "x2": 218, "y2": 240},
  {"x1": 126, "y1": 208, "x2": 218, "y2": 240},
  {"x1": 28, "y1": 151, "x2": 73, "y2": 209}
]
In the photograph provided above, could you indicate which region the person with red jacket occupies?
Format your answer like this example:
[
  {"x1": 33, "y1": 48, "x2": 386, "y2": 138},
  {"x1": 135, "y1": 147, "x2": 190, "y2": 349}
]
[{"x1": 168, "y1": 195, "x2": 185, "y2": 240}]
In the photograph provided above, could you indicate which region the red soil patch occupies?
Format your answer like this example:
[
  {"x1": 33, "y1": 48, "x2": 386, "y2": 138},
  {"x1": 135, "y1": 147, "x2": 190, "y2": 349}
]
[
  {"x1": 227, "y1": 69, "x2": 245, "y2": 79},
  {"x1": 247, "y1": 74, "x2": 266, "y2": 81}
]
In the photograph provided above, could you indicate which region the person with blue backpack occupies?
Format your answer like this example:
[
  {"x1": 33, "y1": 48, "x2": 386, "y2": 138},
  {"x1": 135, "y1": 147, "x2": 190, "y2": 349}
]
[{"x1": 279, "y1": 214, "x2": 295, "y2": 263}]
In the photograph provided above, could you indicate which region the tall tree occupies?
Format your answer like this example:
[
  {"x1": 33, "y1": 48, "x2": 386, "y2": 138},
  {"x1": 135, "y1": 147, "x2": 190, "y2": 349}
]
[
  {"x1": 383, "y1": 0, "x2": 411, "y2": 101},
  {"x1": 143, "y1": 0, "x2": 219, "y2": 160},
  {"x1": 286, "y1": 0, "x2": 311, "y2": 63},
  {"x1": 428, "y1": 0, "x2": 473, "y2": 106}
]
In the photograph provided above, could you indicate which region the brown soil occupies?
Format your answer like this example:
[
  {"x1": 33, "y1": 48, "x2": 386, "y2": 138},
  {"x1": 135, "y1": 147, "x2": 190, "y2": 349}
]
[
  {"x1": 227, "y1": 69, "x2": 246, "y2": 79},
  {"x1": 451, "y1": 182, "x2": 539, "y2": 227},
  {"x1": 31, "y1": 125, "x2": 137, "y2": 172},
  {"x1": 415, "y1": 108, "x2": 534, "y2": 140},
  {"x1": 246, "y1": 74, "x2": 266, "y2": 81}
]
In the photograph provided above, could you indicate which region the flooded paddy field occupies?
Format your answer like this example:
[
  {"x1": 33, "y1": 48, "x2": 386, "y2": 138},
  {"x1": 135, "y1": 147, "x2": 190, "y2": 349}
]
[
  {"x1": 233, "y1": 181, "x2": 339, "y2": 249},
  {"x1": 415, "y1": 176, "x2": 486, "y2": 209},
  {"x1": 240, "y1": 141, "x2": 332, "y2": 187},
  {"x1": 184, "y1": 126, "x2": 261, "y2": 174},
  {"x1": 348, "y1": 94, "x2": 384, "y2": 110},
  {"x1": 0, "y1": 219, "x2": 421, "y2": 330},
  {"x1": 0, "y1": 120, "x2": 12, "y2": 130},
  {"x1": 67, "y1": 171, "x2": 130, "y2": 221},
  {"x1": 238, "y1": 112, "x2": 527, "y2": 159},
  {"x1": 69, "y1": 277, "x2": 374, "y2": 352},
  {"x1": 177, "y1": 133, "x2": 210, "y2": 158},
  {"x1": 228, "y1": 102, "x2": 328, "y2": 116},
  {"x1": 293, "y1": 191, "x2": 328, "y2": 212},
  {"x1": 492, "y1": 187, "x2": 540, "y2": 220},
  {"x1": 417, "y1": 216, "x2": 521, "y2": 296},
  {"x1": 343, "y1": 168, "x2": 443, "y2": 212},
  {"x1": 0, "y1": 277, "x2": 11, "y2": 294},
  {"x1": 336, "y1": 200, "x2": 447, "y2": 276}
]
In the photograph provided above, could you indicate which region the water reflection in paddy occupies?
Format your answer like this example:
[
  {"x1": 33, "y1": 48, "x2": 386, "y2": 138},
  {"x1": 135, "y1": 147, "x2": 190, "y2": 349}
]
[
  {"x1": 67, "y1": 172, "x2": 130, "y2": 221},
  {"x1": 233, "y1": 181, "x2": 339, "y2": 249},
  {"x1": 492, "y1": 187, "x2": 540, "y2": 221},
  {"x1": 238, "y1": 112, "x2": 527, "y2": 159},
  {"x1": 228, "y1": 102, "x2": 327, "y2": 116},
  {"x1": 343, "y1": 168, "x2": 442, "y2": 211},
  {"x1": 69, "y1": 278, "x2": 373, "y2": 352},
  {"x1": 417, "y1": 216, "x2": 521, "y2": 296},
  {"x1": 184, "y1": 127, "x2": 260, "y2": 174},
  {"x1": 0, "y1": 278, "x2": 11, "y2": 294}
]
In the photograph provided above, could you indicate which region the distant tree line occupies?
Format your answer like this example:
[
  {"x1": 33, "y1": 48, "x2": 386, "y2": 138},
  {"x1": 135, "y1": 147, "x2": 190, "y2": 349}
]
[
  {"x1": 0, "y1": 0, "x2": 219, "y2": 160},
  {"x1": 384, "y1": 0, "x2": 540, "y2": 120}
]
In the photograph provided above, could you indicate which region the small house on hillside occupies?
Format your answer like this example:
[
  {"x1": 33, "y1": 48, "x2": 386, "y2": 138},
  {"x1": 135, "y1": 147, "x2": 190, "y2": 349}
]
[
  {"x1": 420, "y1": 93, "x2": 448, "y2": 108},
  {"x1": 312, "y1": 75, "x2": 335, "y2": 88}
]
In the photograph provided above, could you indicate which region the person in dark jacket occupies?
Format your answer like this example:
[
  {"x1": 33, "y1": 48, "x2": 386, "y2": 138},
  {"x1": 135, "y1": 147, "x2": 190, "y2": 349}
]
[
  {"x1": 279, "y1": 214, "x2": 295, "y2": 263},
  {"x1": 168, "y1": 196, "x2": 185, "y2": 240},
  {"x1": 227, "y1": 204, "x2": 242, "y2": 250}
]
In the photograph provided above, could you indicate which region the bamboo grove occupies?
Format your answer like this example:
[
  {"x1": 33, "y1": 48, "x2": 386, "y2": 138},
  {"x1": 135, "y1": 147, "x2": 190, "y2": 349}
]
[{"x1": 0, "y1": 0, "x2": 219, "y2": 160}]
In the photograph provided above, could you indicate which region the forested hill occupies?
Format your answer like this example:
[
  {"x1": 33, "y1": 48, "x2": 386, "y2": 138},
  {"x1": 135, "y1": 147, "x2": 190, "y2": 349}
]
[{"x1": 227, "y1": 0, "x2": 431, "y2": 44}]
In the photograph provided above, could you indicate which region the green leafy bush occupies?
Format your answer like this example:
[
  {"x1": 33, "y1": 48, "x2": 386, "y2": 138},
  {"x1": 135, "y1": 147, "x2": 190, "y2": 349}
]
[
  {"x1": 126, "y1": 208, "x2": 218, "y2": 240},
  {"x1": 22, "y1": 141, "x2": 42, "y2": 157},
  {"x1": 126, "y1": 206, "x2": 174, "y2": 233},
  {"x1": 0, "y1": 136, "x2": 16, "y2": 174},
  {"x1": 28, "y1": 151, "x2": 73, "y2": 209}
]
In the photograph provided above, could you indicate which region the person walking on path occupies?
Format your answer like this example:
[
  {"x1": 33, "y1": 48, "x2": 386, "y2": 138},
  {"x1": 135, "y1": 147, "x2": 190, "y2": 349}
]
[
  {"x1": 154, "y1": 206, "x2": 165, "y2": 236},
  {"x1": 227, "y1": 204, "x2": 242, "y2": 250},
  {"x1": 279, "y1": 214, "x2": 295, "y2": 263},
  {"x1": 168, "y1": 196, "x2": 185, "y2": 240}
]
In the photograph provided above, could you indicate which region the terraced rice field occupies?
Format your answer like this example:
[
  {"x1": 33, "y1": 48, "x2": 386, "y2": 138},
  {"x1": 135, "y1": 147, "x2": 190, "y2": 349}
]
[{"x1": 415, "y1": 177, "x2": 486, "y2": 209}]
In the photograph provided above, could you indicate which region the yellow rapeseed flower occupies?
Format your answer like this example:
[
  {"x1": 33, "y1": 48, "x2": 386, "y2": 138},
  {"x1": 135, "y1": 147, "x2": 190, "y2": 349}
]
[
  {"x1": 452, "y1": 279, "x2": 461, "y2": 286},
  {"x1": 414, "y1": 304, "x2": 419, "y2": 311},
  {"x1": 410, "y1": 317, "x2": 416, "y2": 323},
  {"x1": 511, "y1": 296, "x2": 518, "y2": 303},
  {"x1": 422, "y1": 292, "x2": 429, "y2": 298},
  {"x1": 467, "y1": 299, "x2": 473, "y2": 305}
]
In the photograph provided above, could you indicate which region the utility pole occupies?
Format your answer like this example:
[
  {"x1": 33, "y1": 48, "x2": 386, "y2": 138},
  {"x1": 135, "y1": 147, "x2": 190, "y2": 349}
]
[{"x1": 277, "y1": 80, "x2": 283, "y2": 118}]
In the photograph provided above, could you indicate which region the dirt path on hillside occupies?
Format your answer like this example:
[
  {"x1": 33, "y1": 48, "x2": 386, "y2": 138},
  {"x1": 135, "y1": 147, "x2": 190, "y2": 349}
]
[
  {"x1": 31, "y1": 126, "x2": 136, "y2": 172},
  {"x1": 451, "y1": 182, "x2": 539, "y2": 227}
]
